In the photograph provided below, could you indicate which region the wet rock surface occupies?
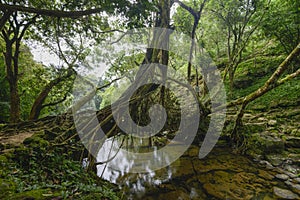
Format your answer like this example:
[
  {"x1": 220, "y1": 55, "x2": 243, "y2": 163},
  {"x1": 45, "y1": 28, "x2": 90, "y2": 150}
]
[
  {"x1": 273, "y1": 187, "x2": 299, "y2": 199},
  {"x1": 243, "y1": 107, "x2": 300, "y2": 199},
  {"x1": 99, "y1": 144, "x2": 299, "y2": 200}
]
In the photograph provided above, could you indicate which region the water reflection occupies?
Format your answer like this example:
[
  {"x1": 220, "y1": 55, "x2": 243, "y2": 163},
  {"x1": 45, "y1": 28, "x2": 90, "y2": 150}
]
[
  {"x1": 97, "y1": 136, "x2": 292, "y2": 199},
  {"x1": 97, "y1": 136, "x2": 176, "y2": 197}
]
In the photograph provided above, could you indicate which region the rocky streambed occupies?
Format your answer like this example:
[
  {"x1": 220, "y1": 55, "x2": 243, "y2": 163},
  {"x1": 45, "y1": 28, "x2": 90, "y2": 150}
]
[{"x1": 96, "y1": 137, "x2": 300, "y2": 200}]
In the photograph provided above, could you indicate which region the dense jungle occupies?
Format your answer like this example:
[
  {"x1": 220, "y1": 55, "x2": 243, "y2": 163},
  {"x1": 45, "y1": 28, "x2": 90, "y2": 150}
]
[{"x1": 0, "y1": 0, "x2": 299, "y2": 199}]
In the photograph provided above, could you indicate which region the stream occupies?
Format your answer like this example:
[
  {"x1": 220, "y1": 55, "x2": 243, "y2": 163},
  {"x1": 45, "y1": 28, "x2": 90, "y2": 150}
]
[{"x1": 96, "y1": 136, "x2": 299, "y2": 199}]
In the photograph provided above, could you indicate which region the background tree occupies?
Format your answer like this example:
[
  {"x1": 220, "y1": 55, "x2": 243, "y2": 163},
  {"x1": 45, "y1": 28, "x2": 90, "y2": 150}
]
[
  {"x1": 208, "y1": 0, "x2": 268, "y2": 95},
  {"x1": 262, "y1": 0, "x2": 300, "y2": 54}
]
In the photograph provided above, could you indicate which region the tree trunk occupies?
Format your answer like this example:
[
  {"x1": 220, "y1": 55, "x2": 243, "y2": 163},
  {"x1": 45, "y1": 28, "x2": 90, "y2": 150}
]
[
  {"x1": 9, "y1": 80, "x2": 21, "y2": 123},
  {"x1": 2, "y1": 13, "x2": 37, "y2": 123},
  {"x1": 29, "y1": 69, "x2": 74, "y2": 120},
  {"x1": 3, "y1": 34, "x2": 21, "y2": 123},
  {"x1": 174, "y1": 0, "x2": 208, "y2": 83}
]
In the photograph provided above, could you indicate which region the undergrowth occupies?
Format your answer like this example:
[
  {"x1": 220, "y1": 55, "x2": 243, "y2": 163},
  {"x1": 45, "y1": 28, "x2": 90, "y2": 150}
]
[{"x1": 0, "y1": 135, "x2": 120, "y2": 200}]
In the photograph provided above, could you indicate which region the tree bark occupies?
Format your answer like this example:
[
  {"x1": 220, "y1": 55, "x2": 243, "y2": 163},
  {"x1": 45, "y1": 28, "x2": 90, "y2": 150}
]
[
  {"x1": 0, "y1": 10, "x2": 12, "y2": 32},
  {"x1": 29, "y1": 68, "x2": 75, "y2": 120},
  {"x1": 2, "y1": 12, "x2": 37, "y2": 123},
  {"x1": 3, "y1": 28, "x2": 21, "y2": 123},
  {"x1": 174, "y1": 0, "x2": 208, "y2": 83}
]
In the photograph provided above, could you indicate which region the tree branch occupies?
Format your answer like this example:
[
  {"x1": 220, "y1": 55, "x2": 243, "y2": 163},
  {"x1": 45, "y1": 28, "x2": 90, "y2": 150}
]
[
  {"x1": 0, "y1": 10, "x2": 12, "y2": 32},
  {"x1": 0, "y1": 3, "x2": 104, "y2": 19},
  {"x1": 41, "y1": 93, "x2": 69, "y2": 109},
  {"x1": 69, "y1": 76, "x2": 124, "y2": 113},
  {"x1": 230, "y1": 42, "x2": 300, "y2": 144}
]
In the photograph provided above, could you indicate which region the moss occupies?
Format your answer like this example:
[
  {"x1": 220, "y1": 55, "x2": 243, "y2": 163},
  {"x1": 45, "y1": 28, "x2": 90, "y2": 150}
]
[
  {"x1": 0, "y1": 179, "x2": 16, "y2": 199},
  {"x1": 23, "y1": 136, "x2": 49, "y2": 150},
  {"x1": 0, "y1": 155, "x2": 8, "y2": 162},
  {"x1": 8, "y1": 189, "x2": 60, "y2": 200},
  {"x1": 247, "y1": 132, "x2": 285, "y2": 156}
]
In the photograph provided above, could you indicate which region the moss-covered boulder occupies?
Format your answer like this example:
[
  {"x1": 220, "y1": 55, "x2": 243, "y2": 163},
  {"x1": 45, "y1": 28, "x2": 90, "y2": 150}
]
[
  {"x1": 23, "y1": 135, "x2": 49, "y2": 150},
  {"x1": 248, "y1": 133, "x2": 285, "y2": 155}
]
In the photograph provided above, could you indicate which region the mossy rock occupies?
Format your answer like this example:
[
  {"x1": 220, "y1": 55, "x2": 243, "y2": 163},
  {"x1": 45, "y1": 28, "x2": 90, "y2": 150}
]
[
  {"x1": 249, "y1": 134, "x2": 284, "y2": 155},
  {"x1": 285, "y1": 136, "x2": 300, "y2": 148},
  {"x1": 13, "y1": 145, "x2": 32, "y2": 167},
  {"x1": 23, "y1": 136, "x2": 49, "y2": 150},
  {"x1": 233, "y1": 77, "x2": 253, "y2": 89},
  {"x1": 244, "y1": 123, "x2": 266, "y2": 134}
]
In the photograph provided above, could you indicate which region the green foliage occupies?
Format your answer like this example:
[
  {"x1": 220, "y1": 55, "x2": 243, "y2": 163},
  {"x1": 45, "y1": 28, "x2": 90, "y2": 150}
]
[
  {"x1": 227, "y1": 53, "x2": 300, "y2": 110},
  {"x1": 249, "y1": 77, "x2": 300, "y2": 110},
  {"x1": 173, "y1": 1, "x2": 196, "y2": 35},
  {"x1": 0, "y1": 136, "x2": 120, "y2": 199},
  {"x1": 261, "y1": 0, "x2": 300, "y2": 53},
  {"x1": 0, "y1": 41, "x2": 10, "y2": 122}
]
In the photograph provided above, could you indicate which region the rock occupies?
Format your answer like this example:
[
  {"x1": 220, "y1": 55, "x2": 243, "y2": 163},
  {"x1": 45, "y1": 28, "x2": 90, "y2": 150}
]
[
  {"x1": 293, "y1": 178, "x2": 300, "y2": 184},
  {"x1": 287, "y1": 154, "x2": 300, "y2": 165},
  {"x1": 284, "y1": 165, "x2": 298, "y2": 174},
  {"x1": 275, "y1": 174, "x2": 290, "y2": 181},
  {"x1": 273, "y1": 167, "x2": 285, "y2": 174},
  {"x1": 259, "y1": 160, "x2": 275, "y2": 169},
  {"x1": 260, "y1": 135, "x2": 285, "y2": 154},
  {"x1": 273, "y1": 187, "x2": 299, "y2": 199},
  {"x1": 265, "y1": 154, "x2": 285, "y2": 166},
  {"x1": 233, "y1": 77, "x2": 253, "y2": 89},
  {"x1": 258, "y1": 170, "x2": 274, "y2": 180},
  {"x1": 284, "y1": 171, "x2": 298, "y2": 179},
  {"x1": 157, "y1": 190, "x2": 191, "y2": 200},
  {"x1": 268, "y1": 120, "x2": 277, "y2": 126},
  {"x1": 285, "y1": 181, "x2": 300, "y2": 195}
]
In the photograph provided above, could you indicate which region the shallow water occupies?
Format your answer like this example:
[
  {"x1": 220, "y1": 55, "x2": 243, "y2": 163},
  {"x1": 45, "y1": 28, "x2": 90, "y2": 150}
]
[{"x1": 96, "y1": 136, "x2": 294, "y2": 199}]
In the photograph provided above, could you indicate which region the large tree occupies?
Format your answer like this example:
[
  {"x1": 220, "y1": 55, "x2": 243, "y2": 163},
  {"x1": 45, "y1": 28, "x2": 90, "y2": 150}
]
[
  {"x1": 208, "y1": 0, "x2": 268, "y2": 95},
  {"x1": 0, "y1": 0, "x2": 155, "y2": 122}
]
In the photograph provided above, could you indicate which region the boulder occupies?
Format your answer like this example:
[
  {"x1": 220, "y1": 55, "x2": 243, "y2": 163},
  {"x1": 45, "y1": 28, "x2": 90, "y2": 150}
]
[
  {"x1": 275, "y1": 174, "x2": 290, "y2": 181},
  {"x1": 273, "y1": 187, "x2": 299, "y2": 199}
]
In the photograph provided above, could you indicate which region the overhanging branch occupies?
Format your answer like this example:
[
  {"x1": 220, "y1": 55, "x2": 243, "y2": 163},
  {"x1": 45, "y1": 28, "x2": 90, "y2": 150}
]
[{"x1": 0, "y1": 3, "x2": 104, "y2": 19}]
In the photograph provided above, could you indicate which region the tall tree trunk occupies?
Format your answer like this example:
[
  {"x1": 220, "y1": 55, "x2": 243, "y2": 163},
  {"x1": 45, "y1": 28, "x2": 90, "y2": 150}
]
[
  {"x1": 3, "y1": 33, "x2": 21, "y2": 123},
  {"x1": 159, "y1": 0, "x2": 171, "y2": 105},
  {"x1": 9, "y1": 79, "x2": 20, "y2": 123},
  {"x1": 2, "y1": 12, "x2": 37, "y2": 123},
  {"x1": 174, "y1": 0, "x2": 208, "y2": 83},
  {"x1": 29, "y1": 69, "x2": 74, "y2": 120}
]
